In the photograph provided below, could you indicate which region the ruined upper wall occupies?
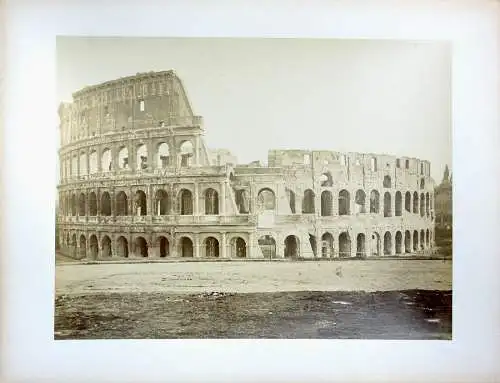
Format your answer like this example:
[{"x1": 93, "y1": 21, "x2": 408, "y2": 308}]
[
  {"x1": 59, "y1": 70, "x2": 201, "y2": 146},
  {"x1": 268, "y1": 149, "x2": 434, "y2": 190}
]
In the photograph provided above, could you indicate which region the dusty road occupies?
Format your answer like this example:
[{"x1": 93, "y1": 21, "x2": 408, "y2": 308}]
[{"x1": 55, "y1": 259, "x2": 452, "y2": 295}]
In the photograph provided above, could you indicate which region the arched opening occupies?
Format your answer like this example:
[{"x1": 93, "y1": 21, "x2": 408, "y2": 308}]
[
  {"x1": 116, "y1": 191, "x2": 128, "y2": 216},
  {"x1": 79, "y1": 235, "x2": 87, "y2": 258},
  {"x1": 286, "y1": 188, "x2": 296, "y2": 214},
  {"x1": 89, "y1": 235, "x2": 98, "y2": 259},
  {"x1": 321, "y1": 190, "x2": 333, "y2": 216},
  {"x1": 338, "y1": 189, "x2": 350, "y2": 215},
  {"x1": 135, "y1": 236, "x2": 148, "y2": 257},
  {"x1": 258, "y1": 235, "x2": 276, "y2": 259},
  {"x1": 118, "y1": 146, "x2": 129, "y2": 169},
  {"x1": 157, "y1": 236, "x2": 169, "y2": 257},
  {"x1": 89, "y1": 151, "x2": 97, "y2": 174},
  {"x1": 321, "y1": 232, "x2": 334, "y2": 258},
  {"x1": 320, "y1": 172, "x2": 333, "y2": 187},
  {"x1": 356, "y1": 233, "x2": 366, "y2": 258},
  {"x1": 302, "y1": 189, "x2": 315, "y2": 214},
  {"x1": 426, "y1": 229, "x2": 430, "y2": 247},
  {"x1": 117, "y1": 236, "x2": 129, "y2": 258},
  {"x1": 420, "y1": 230, "x2": 425, "y2": 249},
  {"x1": 420, "y1": 178, "x2": 425, "y2": 190},
  {"x1": 89, "y1": 192, "x2": 97, "y2": 216},
  {"x1": 425, "y1": 192, "x2": 430, "y2": 217},
  {"x1": 157, "y1": 142, "x2": 170, "y2": 168},
  {"x1": 383, "y1": 175, "x2": 391, "y2": 188},
  {"x1": 205, "y1": 188, "x2": 219, "y2": 215},
  {"x1": 134, "y1": 190, "x2": 147, "y2": 216},
  {"x1": 355, "y1": 190, "x2": 366, "y2": 213},
  {"x1": 395, "y1": 231, "x2": 403, "y2": 254},
  {"x1": 204, "y1": 237, "x2": 220, "y2": 257},
  {"x1": 257, "y1": 188, "x2": 276, "y2": 211},
  {"x1": 395, "y1": 191, "x2": 402, "y2": 216},
  {"x1": 370, "y1": 190, "x2": 380, "y2": 213},
  {"x1": 405, "y1": 191, "x2": 411, "y2": 213},
  {"x1": 79, "y1": 152, "x2": 87, "y2": 176},
  {"x1": 78, "y1": 193, "x2": 86, "y2": 216},
  {"x1": 371, "y1": 233, "x2": 381, "y2": 256},
  {"x1": 179, "y1": 237, "x2": 193, "y2": 257},
  {"x1": 413, "y1": 192, "x2": 419, "y2": 214},
  {"x1": 236, "y1": 189, "x2": 250, "y2": 214},
  {"x1": 420, "y1": 193, "x2": 425, "y2": 217},
  {"x1": 101, "y1": 149, "x2": 112, "y2": 172},
  {"x1": 383, "y1": 232, "x2": 392, "y2": 255},
  {"x1": 339, "y1": 232, "x2": 351, "y2": 258},
  {"x1": 71, "y1": 194, "x2": 76, "y2": 216},
  {"x1": 384, "y1": 192, "x2": 392, "y2": 217},
  {"x1": 155, "y1": 190, "x2": 170, "y2": 215},
  {"x1": 284, "y1": 235, "x2": 300, "y2": 258},
  {"x1": 101, "y1": 192, "x2": 111, "y2": 216},
  {"x1": 404, "y1": 231, "x2": 411, "y2": 253},
  {"x1": 231, "y1": 237, "x2": 247, "y2": 258},
  {"x1": 136, "y1": 144, "x2": 148, "y2": 170},
  {"x1": 179, "y1": 141, "x2": 194, "y2": 167},
  {"x1": 413, "y1": 230, "x2": 419, "y2": 251},
  {"x1": 101, "y1": 236, "x2": 112, "y2": 257},
  {"x1": 179, "y1": 189, "x2": 193, "y2": 215}
]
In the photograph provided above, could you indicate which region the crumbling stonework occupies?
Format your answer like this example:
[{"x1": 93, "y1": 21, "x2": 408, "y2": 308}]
[{"x1": 57, "y1": 70, "x2": 435, "y2": 261}]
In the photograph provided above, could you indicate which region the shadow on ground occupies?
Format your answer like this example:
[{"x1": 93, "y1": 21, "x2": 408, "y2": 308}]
[{"x1": 54, "y1": 290, "x2": 451, "y2": 339}]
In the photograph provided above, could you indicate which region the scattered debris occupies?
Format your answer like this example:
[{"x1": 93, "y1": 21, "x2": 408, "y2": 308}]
[
  {"x1": 425, "y1": 318, "x2": 441, "y2": 323},
  {"x1": 331, "y1": 300, "x2": 352, "y2": 305}
]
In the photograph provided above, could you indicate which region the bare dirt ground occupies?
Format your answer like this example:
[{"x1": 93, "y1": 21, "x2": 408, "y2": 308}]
[
  {"x1": 54, "y1": 259, "x2": 452, "y2": 339},
  {"x1": 55, "y1": 259, "x2": 452, "y2": 295},
  {"x1": 55, "y1": 290, "x2": 451, "y2": 339}
]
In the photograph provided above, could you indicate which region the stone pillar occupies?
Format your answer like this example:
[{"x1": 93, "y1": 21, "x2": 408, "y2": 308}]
[
  {"x1": 221, "y1": 232, "x2": 227, "y2": 258},
  {"x1": 148, "y1": 184, "x2": 154, "y2": 216},
  {"x1": 129, "y1": 188, "x2": 134, "y2": 217},
  {"x1": 220, "y1": 181, "x2": 226, "y2": 216},
  {"x1": 194, "y1": 234, "x2": 201, "y2": 258},
  {"x1": 149, "y1": 235, "x2": 159, "y2": 258},
  {"x1": 275, "y1": 233, "x2": 285, "y2": 259},
  {"x1": 85, "y1": 234, "x2": 91, "y2": 260},
  {"x1": 111, "y1": 239, "x2": 117, "y2": 258},
  {"x1": 85, "y1": 189, "x2": 90, "y2": 222},
  {"x1": 96, "y1": 189, "x2": 101, "y2": 220},
  {"x1": 391, "y1": 233, "x2": 396, "y2": 255},
  {"x1": 111, "y1": 188, "x2": 116, "y2": 219},
  {"x1": 193, "y1": 183, "x2": 199, "y2": 216},
  {"x1": 350, "y1": 230, "x2": 357, "y2": 258},
  {"x1": 169, "y1": 184, "x2": 176, "y2": 215},
  {"x1": 248, "y1": 232, "x2": 261, "y2": 258},
  {"x1": 170, "y1": 236, "x2": 178, "y2": 258}
]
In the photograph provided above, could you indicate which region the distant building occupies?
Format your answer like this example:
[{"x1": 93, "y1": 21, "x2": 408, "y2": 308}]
[{"x1": 434, "y1": 165, "x2": 452, "y2": 230}]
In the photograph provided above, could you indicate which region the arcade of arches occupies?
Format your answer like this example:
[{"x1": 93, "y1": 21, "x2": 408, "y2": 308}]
[{"x1": 60, "y1": 228, "x2": 433, "y2": 260}]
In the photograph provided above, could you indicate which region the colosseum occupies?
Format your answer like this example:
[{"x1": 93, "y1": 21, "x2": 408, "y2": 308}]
[{"x1": 57, "y1": 70, "x2": 435, "y2": 261}]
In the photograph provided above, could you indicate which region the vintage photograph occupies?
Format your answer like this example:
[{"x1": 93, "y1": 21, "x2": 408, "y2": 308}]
[{"x1": 54, "y1": 37, "x2": 452, "y2": 339}]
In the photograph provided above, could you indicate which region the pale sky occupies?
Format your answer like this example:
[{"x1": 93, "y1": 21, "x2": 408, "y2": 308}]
[{"x1": 57, "y1": 37, "x2": 451, "y2": 182}]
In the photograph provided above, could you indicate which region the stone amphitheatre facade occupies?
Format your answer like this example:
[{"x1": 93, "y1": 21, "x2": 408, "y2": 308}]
[{"x1": 57, "y1": 70, "x2": 435, "y2": 261}]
